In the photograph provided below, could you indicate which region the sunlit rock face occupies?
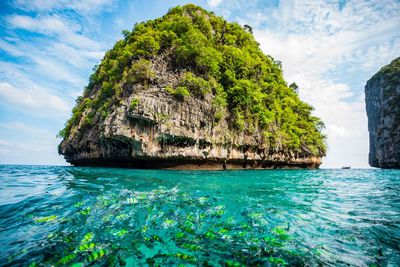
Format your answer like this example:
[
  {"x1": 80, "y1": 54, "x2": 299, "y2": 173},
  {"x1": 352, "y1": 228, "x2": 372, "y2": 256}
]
[
  {"x1": 365, "y1": 57, "x2": 400, "y2": 169},
  {"x1": 59, "y1": 53, "x2": 321, "y2": 169},
  {"x1": 58, "y1": 4, "x2": 326, "y2": 169}
]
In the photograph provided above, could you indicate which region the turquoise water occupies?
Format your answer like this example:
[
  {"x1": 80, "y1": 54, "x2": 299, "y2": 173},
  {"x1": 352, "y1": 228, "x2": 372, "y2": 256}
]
[{"x1": 0, "y1": 165, "x2": 399, "y2": 266}]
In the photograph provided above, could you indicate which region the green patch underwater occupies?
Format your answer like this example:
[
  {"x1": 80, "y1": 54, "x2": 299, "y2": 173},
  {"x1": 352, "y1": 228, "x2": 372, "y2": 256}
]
[
  {"x1": 24, "y1": 186, "x2": 314, "y2": 266},
  {"x1": 2, "y1": 166, "x2": 399, "y2": 267}
]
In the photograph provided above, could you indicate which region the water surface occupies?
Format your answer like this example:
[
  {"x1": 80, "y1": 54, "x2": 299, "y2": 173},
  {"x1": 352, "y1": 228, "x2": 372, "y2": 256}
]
[{"x1": 0, "y1": 165, "x2": 399, "y2": 266}]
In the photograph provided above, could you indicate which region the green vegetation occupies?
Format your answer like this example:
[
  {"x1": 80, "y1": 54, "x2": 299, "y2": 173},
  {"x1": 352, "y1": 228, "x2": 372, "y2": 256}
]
[
  {"x1": 372, "y1": 57, "x2": 400, "y2": 87},
  {"x1": 169, "y1": 72, "x2": 214, "y2": 99},
  {"x1": 129, "y1": 97, "x2": 139, "y2": 111},
  {"x1": 34, "y1": 215, "x2": 57, "y2": 223},
  {"x1": 59, "y1": 4, "x2": 326, "y2": 156},
  {"x1": 123, "y1": 59, "x2": 155, "y2": 86},
  {"x1": 165, "y1": 85, "x2": 190, "y2": 100}
]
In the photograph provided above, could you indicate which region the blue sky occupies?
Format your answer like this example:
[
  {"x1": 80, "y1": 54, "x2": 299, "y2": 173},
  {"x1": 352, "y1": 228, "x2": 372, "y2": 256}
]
[{"x1": 0, "y1": 0, "x2": 399, "y2": 167}]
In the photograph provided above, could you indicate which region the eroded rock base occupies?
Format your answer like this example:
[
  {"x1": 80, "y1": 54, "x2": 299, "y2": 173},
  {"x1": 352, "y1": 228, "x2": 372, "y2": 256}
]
[{"x1": 68, "y1": 158, "x2": 320, "y2": 170}]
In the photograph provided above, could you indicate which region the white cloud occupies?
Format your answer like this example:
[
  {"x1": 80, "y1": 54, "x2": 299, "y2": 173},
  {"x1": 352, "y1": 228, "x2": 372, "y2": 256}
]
[
  {"x1": 49, "y1": 43, "x2": 105, "y2": 69},
  {"x1": 1, "y1": 14, "x2": 105, "y2": 89},
  {"x1": 0, "y1": 122, "x2": 53, "y2": 135},
  {"x1": 13, "y1": 0, "x2": 61, "y2": 11},
  {"x1": 0, "y1": 39, "x2": 25, "y2": 57},
  {"x1": 8, "y1": 14, "x2": 77, "y2": 35},
  {"x1": 0, "y1": 60, "x2": 84, "y2": 110},
  {"x1": 0, "y1": 148, "x2": 11, "y2": 155},
  {"x1": 70, "y1": 0, "x2": 114, "y2": 13},
  {"x1": 0, "y1": 139, "x2": 11, "y2": 146},
  {"x1": 0, "y1": 61, "x2": 33, "y2": 87},
  {"x1": 0, "y1": 0, "x2": 113, "y2": 165},
  {"x1": 0, "y1": 82, "x2": 70, "y2": 116},
  {"x1": 0, "y1": 137, "x2": 13, "y2": 156},
  {"x1": 7, "y1": 15, "x2": 102, "y2": 50},
  {"x1": 0, "y1": 37, "x2": 102, "y2": 87},
  {"x1": 0, "y1": 123, "x2": 67, "y2": 165},
  {"x1": 30, "y1": 55, "x2": 86, "y2": 86},
  {"x1": 208, "y1": 0, "x2": 224, "y2": 8},
  {"x1": 13, "y1": 0, "x2": 114, "y2": 14}
]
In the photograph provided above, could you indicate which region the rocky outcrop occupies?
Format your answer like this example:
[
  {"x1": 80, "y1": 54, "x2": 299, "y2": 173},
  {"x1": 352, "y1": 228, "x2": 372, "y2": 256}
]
[
  {"x1": 365, "y1": 57, "x2": 400, "y2": 168},
  {"x1": 60, "y1": 54, "x2": 321, "y2": 169},
  {"x1": 58, "y1": 4, "x2": 326, "y2": 169}
]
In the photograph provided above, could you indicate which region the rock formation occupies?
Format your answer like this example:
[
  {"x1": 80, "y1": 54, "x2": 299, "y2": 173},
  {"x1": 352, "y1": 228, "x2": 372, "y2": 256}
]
[
  {"x1": 58, "y1": 4, "x2": 326, "y2": 169},
  {"x1": 365, "y1": 57, "x2": 400, "y2": 168}
]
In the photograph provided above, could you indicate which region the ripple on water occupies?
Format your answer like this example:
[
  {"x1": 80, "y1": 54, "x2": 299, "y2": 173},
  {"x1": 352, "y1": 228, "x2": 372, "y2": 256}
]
[{"x1": 0, "y1": 166, "x2": 399, "y2": 266}]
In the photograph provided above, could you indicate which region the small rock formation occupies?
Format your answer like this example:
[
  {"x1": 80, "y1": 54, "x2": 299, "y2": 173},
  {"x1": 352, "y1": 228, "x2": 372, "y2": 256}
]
[
  {"x1": 365, "y1": 57, "x2": 400, "y2": 168},
  {"x1": 58, "y1": 4, "x2": 326, "y2": 169}
]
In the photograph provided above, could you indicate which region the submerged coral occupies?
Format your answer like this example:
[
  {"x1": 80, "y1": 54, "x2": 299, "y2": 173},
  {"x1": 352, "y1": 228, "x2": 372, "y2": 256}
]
[{"x1": 25, "y1": 186, "x2": 315, "y2": 266}]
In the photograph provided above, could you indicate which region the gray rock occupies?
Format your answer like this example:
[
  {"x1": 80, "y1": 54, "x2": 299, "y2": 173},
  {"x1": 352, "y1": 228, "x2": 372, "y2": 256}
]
[
  {"x1": 365, "y1": 57, "x2": 400, "y2": 168},
  {"x1": 59, "y1": 53, "x2": 322, "y2": 170}
]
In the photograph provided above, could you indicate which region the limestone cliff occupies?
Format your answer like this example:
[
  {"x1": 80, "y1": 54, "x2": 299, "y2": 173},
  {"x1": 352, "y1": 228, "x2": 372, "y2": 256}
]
[
  {"x1": 365, "y1": 57, "x2": 400, "y2": 169},
  {"x1": 58, "y1": 4, "x2": 326, "y2": 169}
]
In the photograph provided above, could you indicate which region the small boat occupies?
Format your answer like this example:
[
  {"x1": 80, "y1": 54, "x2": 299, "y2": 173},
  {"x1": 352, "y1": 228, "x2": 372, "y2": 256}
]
[{"x1": 342, "y1": 166, "x2": 351, "y2": 169}]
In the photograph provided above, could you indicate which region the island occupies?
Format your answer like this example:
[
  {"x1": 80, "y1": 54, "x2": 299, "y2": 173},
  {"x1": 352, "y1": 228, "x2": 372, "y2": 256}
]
[
  {"x1": 58, "y1": 4, "x2": 326, "y2": 169},
  {"x1": 365, "y1": 57, "x2": 400, "y2": 169}
]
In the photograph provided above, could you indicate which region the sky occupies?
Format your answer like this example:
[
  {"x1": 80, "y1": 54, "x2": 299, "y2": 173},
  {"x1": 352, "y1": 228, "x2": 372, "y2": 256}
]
[{"x1": 0, "y1": 0, "x2": 399, "y2": 168}]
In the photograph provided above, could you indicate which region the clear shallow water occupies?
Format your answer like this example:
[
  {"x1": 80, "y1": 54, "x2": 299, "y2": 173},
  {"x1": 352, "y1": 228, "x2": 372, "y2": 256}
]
[{"x1": 0, "y1": 165, "x2": 399, "y2": 267}]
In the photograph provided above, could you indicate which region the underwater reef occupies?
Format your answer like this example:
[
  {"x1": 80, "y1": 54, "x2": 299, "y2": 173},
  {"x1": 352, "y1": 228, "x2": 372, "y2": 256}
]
[{"x1": 24, "y1": 186, "x2": 316, "y2": 266}]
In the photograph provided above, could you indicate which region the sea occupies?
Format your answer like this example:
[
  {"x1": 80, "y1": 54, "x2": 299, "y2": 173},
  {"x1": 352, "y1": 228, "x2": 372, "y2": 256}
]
[{"x1": 0, "y1": 165, "x2": 399, "y2": 266}]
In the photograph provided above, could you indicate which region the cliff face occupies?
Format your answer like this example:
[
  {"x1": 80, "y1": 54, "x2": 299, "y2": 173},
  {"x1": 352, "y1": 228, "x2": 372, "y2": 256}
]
[
  {"x1": 365, "y1": 57, "x2": 400, "y2": 168},
  {"x1": 58, "y1": 4, "x2": 326, "y2": 169}
]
